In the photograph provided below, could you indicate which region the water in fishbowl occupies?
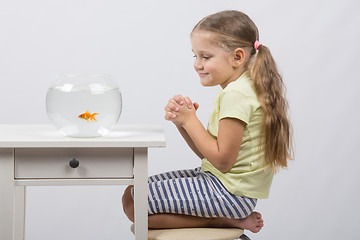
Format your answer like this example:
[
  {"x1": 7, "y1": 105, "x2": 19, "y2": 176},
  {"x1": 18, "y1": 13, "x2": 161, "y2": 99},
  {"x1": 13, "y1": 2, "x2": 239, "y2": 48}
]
[{"x1": 46, "y1": 74, "x2": 122, "y2": 137}]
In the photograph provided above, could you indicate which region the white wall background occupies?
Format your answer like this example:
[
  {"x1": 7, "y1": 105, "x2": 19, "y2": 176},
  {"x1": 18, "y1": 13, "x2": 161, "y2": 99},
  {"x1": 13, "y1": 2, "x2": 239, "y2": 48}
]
[{"x1": 1, "y1": 0, "x2": 359, "y2": 239}]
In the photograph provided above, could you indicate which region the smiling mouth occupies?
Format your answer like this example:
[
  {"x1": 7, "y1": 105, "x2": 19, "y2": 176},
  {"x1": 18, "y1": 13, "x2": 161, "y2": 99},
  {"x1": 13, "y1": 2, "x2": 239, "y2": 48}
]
[{"x1": 198, "y1": 72, "x2": 208, "y2": 77}]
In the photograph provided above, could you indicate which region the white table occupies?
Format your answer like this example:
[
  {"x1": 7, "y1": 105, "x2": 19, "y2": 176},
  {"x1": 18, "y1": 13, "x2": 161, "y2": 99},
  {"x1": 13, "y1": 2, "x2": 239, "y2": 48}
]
[{"x1": 0, "y1": 124, "x2": 166, "y2": 240}]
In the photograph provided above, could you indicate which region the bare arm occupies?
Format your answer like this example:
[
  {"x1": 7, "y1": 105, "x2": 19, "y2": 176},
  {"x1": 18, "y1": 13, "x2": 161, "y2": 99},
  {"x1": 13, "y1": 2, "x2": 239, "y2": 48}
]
[
  {"x1": 175, "y1": 124, "x2": 204, "y2": 159},
  {"x1": 183, "y1": 116, "x2": 244, "y2": 172},
  {"x1": 165, "y1": 96, "x2": 203, "y2": 159},
  {"x1": 167, "y1": 97, "x2": 245, "y2": 173}
]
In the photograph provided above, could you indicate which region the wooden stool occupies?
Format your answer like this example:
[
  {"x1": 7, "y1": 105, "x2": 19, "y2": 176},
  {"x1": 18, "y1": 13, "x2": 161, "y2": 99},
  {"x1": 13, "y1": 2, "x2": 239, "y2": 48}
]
[{"x1": 131, "y1": 225, "x2": 251, "y2": 240}]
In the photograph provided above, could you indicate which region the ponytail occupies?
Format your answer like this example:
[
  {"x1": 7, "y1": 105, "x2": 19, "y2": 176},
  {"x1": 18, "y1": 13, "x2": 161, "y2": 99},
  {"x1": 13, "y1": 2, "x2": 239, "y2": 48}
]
[{"x1": 249, "y1": 45, "x2": 293, "y2": 171}]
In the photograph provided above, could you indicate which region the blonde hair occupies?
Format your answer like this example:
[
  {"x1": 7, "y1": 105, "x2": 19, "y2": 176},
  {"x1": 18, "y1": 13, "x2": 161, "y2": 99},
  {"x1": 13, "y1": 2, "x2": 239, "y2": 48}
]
[{"x1": 193, "y1": 10, "x2": 293, "y2": 171}]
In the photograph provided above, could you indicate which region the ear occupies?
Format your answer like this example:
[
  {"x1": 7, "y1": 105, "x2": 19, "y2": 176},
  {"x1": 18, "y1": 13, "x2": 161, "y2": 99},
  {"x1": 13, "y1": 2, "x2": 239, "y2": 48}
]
[{"x1": 232, "y1": 48, "x2": 246, "y2": 67}]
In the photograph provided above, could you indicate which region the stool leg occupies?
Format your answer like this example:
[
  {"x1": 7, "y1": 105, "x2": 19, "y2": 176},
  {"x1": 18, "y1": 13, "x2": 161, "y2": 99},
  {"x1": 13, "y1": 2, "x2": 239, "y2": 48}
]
[{"x1": 239, "y1": 234, "x2": 251, "y2": 240}]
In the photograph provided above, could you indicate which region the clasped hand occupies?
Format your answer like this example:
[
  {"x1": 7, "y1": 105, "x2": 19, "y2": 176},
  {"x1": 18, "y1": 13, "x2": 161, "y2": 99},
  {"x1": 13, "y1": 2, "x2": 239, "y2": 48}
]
[{"x1": 164, "y1": 95, "x2": 199, "y2": 127}]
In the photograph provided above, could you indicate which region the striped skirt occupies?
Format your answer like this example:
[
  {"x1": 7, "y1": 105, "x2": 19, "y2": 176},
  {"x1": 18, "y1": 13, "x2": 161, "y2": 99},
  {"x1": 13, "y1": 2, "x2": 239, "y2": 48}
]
[{"x1": 135, "y1": 167, "x2": 257, "y2": 219}]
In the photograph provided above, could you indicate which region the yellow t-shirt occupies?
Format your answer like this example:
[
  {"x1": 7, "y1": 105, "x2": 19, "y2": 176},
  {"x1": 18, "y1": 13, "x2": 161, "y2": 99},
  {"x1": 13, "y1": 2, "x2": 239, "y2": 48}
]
[{"x1": 201, "y1": 72, "x2": 274, "y2": 199}]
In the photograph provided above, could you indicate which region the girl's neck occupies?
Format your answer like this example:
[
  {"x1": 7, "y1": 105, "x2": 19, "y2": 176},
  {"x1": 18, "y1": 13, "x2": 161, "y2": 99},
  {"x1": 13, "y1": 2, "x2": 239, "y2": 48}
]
[{"x1": 220, "y1": 68, "x2": 247, "y2": 89}]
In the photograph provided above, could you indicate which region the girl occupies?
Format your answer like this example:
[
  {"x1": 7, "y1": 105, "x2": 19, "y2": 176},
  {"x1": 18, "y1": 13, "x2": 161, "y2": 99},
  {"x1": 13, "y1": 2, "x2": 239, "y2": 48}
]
[{"x1": 122, "y1": 10, "x2": 292, "y2": 233}]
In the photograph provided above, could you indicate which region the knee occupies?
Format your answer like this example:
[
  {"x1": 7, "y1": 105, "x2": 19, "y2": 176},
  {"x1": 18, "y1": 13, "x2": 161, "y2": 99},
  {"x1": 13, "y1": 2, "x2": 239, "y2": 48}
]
[{"x1": 122, "y1": 185, "x2": 134, "y2": 222}]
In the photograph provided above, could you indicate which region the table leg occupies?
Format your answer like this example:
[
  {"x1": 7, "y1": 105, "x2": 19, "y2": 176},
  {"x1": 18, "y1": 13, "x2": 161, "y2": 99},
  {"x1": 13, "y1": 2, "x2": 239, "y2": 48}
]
[
  {"x1": 133, "y1": 148, "x2": 148, "y2": 240},
  {"x1": 0, "y1": 149, "x2": 15, "y2": 240},
  {"x1": 14, "y1": 186, "x2": 26, "y2": 240}
]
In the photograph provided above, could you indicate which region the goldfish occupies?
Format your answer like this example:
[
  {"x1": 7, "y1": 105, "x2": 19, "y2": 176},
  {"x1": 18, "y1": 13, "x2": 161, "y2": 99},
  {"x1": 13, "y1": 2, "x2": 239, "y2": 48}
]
[{"x1": 78, "y1": 111, "x2": 98, "y2": 122}]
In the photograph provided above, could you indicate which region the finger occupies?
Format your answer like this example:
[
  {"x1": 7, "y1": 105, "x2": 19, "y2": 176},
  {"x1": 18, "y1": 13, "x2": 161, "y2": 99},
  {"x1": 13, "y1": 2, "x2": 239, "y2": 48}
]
[
  {"x1": 168, "y1": 98, "x2": 181, "y2": 106},
  {"x1": 173, "y1": 95, "x2": 184, "y2": 105},
  {"x1": 184, "y1": 97, "x2": 193, "y2": 109},
  {"x1": 194, "y1": 102, "x2": 200, "y2": 110},
  {"x1": 164, "y1": 112, "x2": 171, "y2": 121},
  {"x1": 165, "y1": 101, "x2": 179, "y2": 112},
  {"x1": 165, "y1": 111, "x2": 176, "y2": 120},
  {"x1": 165, "y1": 107, "x2": 179, "y2": 115}
]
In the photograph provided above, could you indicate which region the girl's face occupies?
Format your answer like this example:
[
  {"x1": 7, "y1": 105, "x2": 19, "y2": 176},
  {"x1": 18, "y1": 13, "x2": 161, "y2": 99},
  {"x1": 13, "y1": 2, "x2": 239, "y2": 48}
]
[{"x1": 191, "y1": 30, "x2": 241, "y2": 89}]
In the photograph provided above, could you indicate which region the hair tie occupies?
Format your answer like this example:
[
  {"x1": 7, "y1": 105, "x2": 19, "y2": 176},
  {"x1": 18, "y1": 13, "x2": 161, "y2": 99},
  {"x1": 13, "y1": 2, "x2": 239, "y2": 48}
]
[{"x1": 254, "y1": 40, "x2": 262, "y2": 50}]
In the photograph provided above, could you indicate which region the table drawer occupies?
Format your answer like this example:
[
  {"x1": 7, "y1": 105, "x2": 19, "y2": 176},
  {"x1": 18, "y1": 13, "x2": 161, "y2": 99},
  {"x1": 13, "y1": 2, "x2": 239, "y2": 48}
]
[{"x1": 15, "y1": 148, "x2": 133, "y2": 179}]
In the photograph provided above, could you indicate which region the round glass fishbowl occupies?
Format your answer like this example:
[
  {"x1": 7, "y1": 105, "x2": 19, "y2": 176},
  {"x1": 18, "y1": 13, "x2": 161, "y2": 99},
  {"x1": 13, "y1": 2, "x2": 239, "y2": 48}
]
[{"x1": 46, "y1": 73, "x2": 122, "y2": 137}]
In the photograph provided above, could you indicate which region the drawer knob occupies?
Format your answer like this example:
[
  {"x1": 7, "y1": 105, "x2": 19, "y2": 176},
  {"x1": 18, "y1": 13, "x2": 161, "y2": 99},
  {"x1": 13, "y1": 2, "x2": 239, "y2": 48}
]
[{"x1": 69, "y1": 158, "x2": 80, "y2": 168}]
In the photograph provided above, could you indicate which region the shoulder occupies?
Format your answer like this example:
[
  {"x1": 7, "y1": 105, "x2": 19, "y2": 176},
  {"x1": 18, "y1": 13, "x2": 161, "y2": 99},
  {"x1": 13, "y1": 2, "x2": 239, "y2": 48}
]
[{"x1": 217, "y1": 74, "x2": 261, "y2": 124}]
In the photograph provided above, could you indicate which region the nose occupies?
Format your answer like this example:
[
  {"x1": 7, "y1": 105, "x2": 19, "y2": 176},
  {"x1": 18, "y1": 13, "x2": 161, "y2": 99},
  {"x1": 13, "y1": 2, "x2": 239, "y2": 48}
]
[{"x1": 193, "y1": 58, "x2": 203, "y2": 71}]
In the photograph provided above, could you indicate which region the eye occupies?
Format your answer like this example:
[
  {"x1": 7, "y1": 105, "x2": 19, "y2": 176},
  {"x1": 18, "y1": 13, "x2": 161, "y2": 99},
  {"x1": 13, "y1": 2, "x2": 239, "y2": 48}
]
[{"x1": 192, "y1": 54, "x2": 211, "y2": 60}]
